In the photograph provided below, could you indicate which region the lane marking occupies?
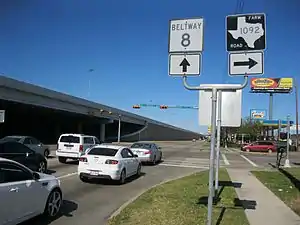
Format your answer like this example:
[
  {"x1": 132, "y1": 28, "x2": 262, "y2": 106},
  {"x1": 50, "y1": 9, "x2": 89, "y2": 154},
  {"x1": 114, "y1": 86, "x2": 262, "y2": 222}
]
[
  {"x1": 221, "y1": 153, "x2": 230, "y2": 165},
  {"x1": 240, "y1": 155, "x2": 258, "y2": 167},
  {"x1": 159, "y1": 163, "x2": 209, "y2": 169},
  {"x1": 57, "y1": 172, "x2": 77, "y2": 179}
]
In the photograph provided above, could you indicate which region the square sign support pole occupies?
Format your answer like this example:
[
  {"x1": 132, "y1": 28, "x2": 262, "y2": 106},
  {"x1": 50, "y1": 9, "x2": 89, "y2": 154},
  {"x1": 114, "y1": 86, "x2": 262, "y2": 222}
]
[
  {"x1": 208, "y1": 88, "x2": 217, "y2": 217},
  {"x1": 215, "y1": 90, "x2": 222, "y2": 192},
  {"x1": 182, "y1": 76, "x2": 248, "y2": 225}
]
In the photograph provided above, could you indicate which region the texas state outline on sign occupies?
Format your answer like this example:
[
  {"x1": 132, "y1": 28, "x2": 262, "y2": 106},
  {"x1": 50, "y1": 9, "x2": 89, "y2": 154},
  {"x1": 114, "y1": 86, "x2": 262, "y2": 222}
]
[{"x1": 228, "y1": 16, "x2": 264, "y2": 48}]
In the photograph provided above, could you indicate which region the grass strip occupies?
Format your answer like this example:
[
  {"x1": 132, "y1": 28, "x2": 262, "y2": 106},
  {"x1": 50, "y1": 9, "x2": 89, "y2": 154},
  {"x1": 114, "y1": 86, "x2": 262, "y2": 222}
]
[{"x1": 109, "y1": 169, "x2": 249, "y2": 225}]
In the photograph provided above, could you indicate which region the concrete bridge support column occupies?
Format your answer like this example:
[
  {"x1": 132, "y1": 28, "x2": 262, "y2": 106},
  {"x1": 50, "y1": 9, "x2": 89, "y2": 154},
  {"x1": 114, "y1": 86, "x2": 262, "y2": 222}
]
[
  {"x1": 78, "y1": 122, "x2": 83, "y2": 134},
  {"x1": 55, "y1": 124, "x2": 61, "y2": 141},
  {"x1": 100, "y1": 124, "x2": 105, "y2": 142}
]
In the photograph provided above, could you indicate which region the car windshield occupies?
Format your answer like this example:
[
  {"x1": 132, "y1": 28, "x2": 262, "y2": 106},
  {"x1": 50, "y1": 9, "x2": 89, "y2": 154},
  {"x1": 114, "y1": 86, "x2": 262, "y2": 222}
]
[
  {"x1": 1, "y1": 137, "x2": 22, "y2": 142},
  {"x1": 59, "y1": 135, "x2": 80, "y2": 143},
  {"x1": 88, "y1": 147, "x2": 118, "y2": 156},
  {"x1": 131, "y1": 143, "x2": 152, "y2": 149}
]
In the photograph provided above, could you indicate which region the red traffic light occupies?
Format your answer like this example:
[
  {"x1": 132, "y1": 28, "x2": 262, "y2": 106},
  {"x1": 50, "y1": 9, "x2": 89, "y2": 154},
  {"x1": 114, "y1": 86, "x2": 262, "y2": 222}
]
[
  {"x1": 160, "y1": 105, "x2": 168, "y2": 109},
  {"x1": 133, "y1": 105, "x2": 141, "y2": 109}
]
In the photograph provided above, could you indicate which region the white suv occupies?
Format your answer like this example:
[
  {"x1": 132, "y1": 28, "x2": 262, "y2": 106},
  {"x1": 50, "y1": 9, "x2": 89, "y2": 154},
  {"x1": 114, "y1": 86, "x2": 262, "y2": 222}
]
[
  {"x1": 0, "y1": 157, "x2": 62, "y2": 224},
  {"x1": 56, "y1": 134, "x2": 101, "y2": 163}
]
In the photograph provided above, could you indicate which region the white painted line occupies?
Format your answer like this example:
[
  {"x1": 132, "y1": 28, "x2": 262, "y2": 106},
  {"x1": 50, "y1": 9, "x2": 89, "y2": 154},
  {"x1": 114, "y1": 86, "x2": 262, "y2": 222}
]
[
  {"x1": 57, "y1": 172, "x2": 77, "y2": 179},
  {"x1": 159, "y1": 163, "x2": 208, "y2": 169},
  {"x1": 240, "y1": 155, "x2": 258, "y2": 167},
  {"x1": 221, "y1": 153, "x2": 230, "y2": 165}
]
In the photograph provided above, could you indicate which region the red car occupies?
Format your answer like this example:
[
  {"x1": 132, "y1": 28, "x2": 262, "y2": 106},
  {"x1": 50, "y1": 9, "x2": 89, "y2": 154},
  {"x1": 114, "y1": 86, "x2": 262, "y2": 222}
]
[{"x1": 241, "y1": 141, "x2": 276, "y2": 153}]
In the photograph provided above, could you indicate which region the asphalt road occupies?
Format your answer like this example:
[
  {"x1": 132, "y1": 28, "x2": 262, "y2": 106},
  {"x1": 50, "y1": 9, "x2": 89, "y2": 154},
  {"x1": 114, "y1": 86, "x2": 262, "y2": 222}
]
[{"x1": 20, "y1": 141, "x2": 300, "y2": 225}]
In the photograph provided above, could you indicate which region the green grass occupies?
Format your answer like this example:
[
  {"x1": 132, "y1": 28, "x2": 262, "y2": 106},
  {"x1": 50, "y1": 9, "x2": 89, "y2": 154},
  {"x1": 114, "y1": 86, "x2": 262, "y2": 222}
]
[
  {"x1": 252, "y1": 168, "x2": 300, "y2": 215},
  {"x1": 108, "y1": 169, "x2": 249, "y2": 225}
]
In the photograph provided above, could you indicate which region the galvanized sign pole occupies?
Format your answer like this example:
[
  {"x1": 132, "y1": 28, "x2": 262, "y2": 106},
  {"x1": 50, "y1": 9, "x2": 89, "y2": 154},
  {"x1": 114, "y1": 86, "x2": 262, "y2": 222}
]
[
  {"x1": 284, "y1": 115, "x2": 291, "y2": 168},
  {"x1": 215, "y1": 90, "x2": 222, "y2": 191}
]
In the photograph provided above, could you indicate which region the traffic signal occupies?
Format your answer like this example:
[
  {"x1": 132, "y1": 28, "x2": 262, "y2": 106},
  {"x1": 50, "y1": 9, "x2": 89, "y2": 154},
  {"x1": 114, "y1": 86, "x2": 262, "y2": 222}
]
[
  {"x1": 160, "y1": 105, "x2": 168, "y2": 109},
  {"x1": 132, "y1": 105, "x2": 141, "y2": 109}
]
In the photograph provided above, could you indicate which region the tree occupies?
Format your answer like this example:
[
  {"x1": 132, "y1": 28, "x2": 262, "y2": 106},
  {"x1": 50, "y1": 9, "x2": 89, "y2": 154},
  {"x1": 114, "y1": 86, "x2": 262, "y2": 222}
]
[{"x1": 237, "y1": 117, "x2": 263, "y2": 138}]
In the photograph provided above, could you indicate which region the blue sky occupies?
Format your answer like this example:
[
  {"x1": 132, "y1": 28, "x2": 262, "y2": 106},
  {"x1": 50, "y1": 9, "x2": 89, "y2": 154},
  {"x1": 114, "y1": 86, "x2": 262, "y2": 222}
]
[{"x1": 0, "y1": 0, "x2": 299, "y2": 133}]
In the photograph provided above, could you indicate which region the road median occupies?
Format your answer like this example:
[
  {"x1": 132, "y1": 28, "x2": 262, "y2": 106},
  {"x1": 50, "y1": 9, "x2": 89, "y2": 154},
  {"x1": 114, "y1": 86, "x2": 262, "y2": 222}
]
[{"x1": 108, "y1": 169, "x2": 249, "y2": 225}]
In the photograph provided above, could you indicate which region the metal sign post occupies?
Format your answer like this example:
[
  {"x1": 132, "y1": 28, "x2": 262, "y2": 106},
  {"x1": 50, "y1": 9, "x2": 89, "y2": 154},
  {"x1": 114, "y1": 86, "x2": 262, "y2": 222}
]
[
  {"x1": 284, "y1": 115, "x2": 291, "y2": 168},
  {"x1": 215, "y1": 90, "x2": 222, "y2": 191}
]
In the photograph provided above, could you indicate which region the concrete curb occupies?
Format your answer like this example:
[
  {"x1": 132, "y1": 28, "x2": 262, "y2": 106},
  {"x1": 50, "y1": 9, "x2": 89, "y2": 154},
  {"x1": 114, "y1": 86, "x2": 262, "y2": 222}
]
[{"x1": 108, "y1": 170, "x2": 202, "y2": 221}]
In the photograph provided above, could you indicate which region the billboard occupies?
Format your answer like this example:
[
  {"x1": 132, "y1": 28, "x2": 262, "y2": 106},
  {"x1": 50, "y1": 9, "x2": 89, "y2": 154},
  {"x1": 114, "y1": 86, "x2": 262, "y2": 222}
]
[
  {"x1": 250, "y1": 78, "x2": 293, "y2": 93},
  {"x1": 250, "y1": 109, "x2": 267, "y2": 120}
]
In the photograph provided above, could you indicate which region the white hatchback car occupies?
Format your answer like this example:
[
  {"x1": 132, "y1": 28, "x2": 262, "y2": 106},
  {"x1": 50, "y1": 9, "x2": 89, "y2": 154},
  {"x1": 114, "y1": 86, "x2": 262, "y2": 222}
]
[
  {"x1": 78, "y1": 144, "x2": 142, "y2": 184},
  {"x1": 0, "y1": 157, "x2": 63, "y2": 225}
]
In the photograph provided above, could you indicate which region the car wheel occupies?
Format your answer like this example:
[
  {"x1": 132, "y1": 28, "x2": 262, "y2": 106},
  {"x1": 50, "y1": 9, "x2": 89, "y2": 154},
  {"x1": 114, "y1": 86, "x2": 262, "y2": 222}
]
[
  {"x1": 58, "y1": 157, "x2": 67, "y2": 163},
  {"x1": 44, "y1": 188, "x2": 62, "y2": 218},
  {"x1": 44, "y1": 149, "x2": 50, "y2": 158},
  {"x1": 152, "y1": 155, "x2": 156, "y2": 165},
  {"x1": 79, "y1": 174, "x2": 89, "y2": 183},
  {"x1": 246, "y1": 148, "x2": 250, "y2": 152},
  {"x1": 159, "y1": 153, "x2": 162, "y2": 162},
  {"x1": 268, "y1": 149, "x2": 272, "y2": 153},
  {"x1": 119, "y1": 169, "x2": 126, "y2": 185},
  {"x1": 136, "y1": 164, "x2": 141, "y2": 177},
  {"x1": 38, "y1": 160, "x2": 47, "y2": 173}
]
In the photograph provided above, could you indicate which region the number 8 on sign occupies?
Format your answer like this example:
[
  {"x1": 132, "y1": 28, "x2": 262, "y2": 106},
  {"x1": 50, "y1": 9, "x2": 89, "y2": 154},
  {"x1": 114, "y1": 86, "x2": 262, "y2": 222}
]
[{"x1": 181, "y1": 33, "x2": 191, "y2": 47}]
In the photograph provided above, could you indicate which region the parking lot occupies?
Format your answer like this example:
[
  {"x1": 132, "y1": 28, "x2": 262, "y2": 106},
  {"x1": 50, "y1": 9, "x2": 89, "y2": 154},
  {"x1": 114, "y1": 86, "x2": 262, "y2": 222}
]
[{"x1": 20, "y1": 141, "x2": 300, "y2": 225}]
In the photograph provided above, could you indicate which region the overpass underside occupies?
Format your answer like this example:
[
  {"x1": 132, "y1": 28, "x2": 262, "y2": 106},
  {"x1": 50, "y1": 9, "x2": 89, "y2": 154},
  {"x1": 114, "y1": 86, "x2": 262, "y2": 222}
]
[{"x1": 0, "y1": 100, "x2": 144, "y2": 144}]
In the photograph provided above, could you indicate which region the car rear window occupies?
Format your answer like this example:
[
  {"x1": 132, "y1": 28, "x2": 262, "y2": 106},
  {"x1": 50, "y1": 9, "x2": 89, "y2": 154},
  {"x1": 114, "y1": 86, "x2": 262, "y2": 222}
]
[
  {"x1": 1, "y1": 137, "x2": 22, "y2": 142},
  {"x1": 131, "y1": 143, "x2": 151, "y2": 149},
  {"x1": 88, "y1": 147, "x2": 118, "y2": 156},
  {"x1": 59, "y1": 135, "x2": 80, "y2": 143}
]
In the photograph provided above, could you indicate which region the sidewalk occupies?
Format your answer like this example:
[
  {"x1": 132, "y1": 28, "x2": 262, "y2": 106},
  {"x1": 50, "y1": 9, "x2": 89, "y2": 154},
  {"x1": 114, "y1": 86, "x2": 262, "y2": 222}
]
[{"x1": 227, "y1": 168, "x2": 300, "y2": 225}]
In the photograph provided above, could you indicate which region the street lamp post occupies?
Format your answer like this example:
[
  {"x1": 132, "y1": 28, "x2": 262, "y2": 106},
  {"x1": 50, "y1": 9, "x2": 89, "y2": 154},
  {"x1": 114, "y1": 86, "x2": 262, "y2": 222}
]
[
  {"x1": 295, "y1": 81, "x2": 299, "y2": 151},
  {"x1": 117, "y1": 115, "x2": 121, "y2": 143}
]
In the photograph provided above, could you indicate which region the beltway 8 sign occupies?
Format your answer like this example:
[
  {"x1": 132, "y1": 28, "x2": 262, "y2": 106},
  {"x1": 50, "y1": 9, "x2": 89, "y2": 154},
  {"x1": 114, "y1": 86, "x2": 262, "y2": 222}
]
[{"x1": 169, "y1": 18, "x2": 204, "y2": 53}]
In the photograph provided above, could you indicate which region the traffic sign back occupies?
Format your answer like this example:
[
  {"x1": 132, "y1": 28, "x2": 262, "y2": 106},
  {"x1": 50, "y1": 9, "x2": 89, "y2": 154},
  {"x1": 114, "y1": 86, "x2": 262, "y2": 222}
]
[
  {"x1": 226, "y1": 13, "x2": 266, "y2": 52},
  {"x1": 169, "y1": 18, "x2": 204, "y2": 53}
]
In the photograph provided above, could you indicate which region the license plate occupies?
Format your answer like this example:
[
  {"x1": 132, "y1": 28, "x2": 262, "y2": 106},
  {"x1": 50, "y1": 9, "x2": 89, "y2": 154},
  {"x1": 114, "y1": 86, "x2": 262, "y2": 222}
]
[{"x1": 90, "y1": 171, "x2": 100, "y2": 175}]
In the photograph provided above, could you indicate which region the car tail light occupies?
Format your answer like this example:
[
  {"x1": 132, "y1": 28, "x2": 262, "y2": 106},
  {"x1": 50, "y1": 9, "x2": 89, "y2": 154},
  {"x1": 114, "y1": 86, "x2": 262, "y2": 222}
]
[
  {"x1": 79, "y1": 145, "x2": 83, "y2": 152},
  {"x1": 105, "y1": 159, "x2": 119, "y2": 165},
  {"x1": 79, "y1": 157, "x2": 88, "y2": 162},
  {"x1": 144, "y1": 150, "x2": 151, "y2": 154}
]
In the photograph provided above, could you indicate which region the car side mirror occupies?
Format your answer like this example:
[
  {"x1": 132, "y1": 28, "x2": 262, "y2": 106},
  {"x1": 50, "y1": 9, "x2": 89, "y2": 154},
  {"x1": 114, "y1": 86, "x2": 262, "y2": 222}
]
[
  {"x1": 134, "y1": 154, "x2": 138, "y2": 157},
  {"x1": 33, "y1": 172, "x2": 40, "y2": 180}
]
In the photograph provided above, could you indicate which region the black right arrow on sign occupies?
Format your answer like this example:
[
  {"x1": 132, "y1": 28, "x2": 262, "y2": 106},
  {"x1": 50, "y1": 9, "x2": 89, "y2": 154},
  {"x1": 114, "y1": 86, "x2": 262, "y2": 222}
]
[{"x1": 234, "y1": 58, "x2": 258, "y2": 69}]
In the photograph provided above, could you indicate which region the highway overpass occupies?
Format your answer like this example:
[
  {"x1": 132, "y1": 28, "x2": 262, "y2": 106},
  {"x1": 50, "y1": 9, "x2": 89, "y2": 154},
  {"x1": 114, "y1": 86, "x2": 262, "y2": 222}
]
[{"x1": 0, "y1": 76, "x2": 202, "y2": 144}]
